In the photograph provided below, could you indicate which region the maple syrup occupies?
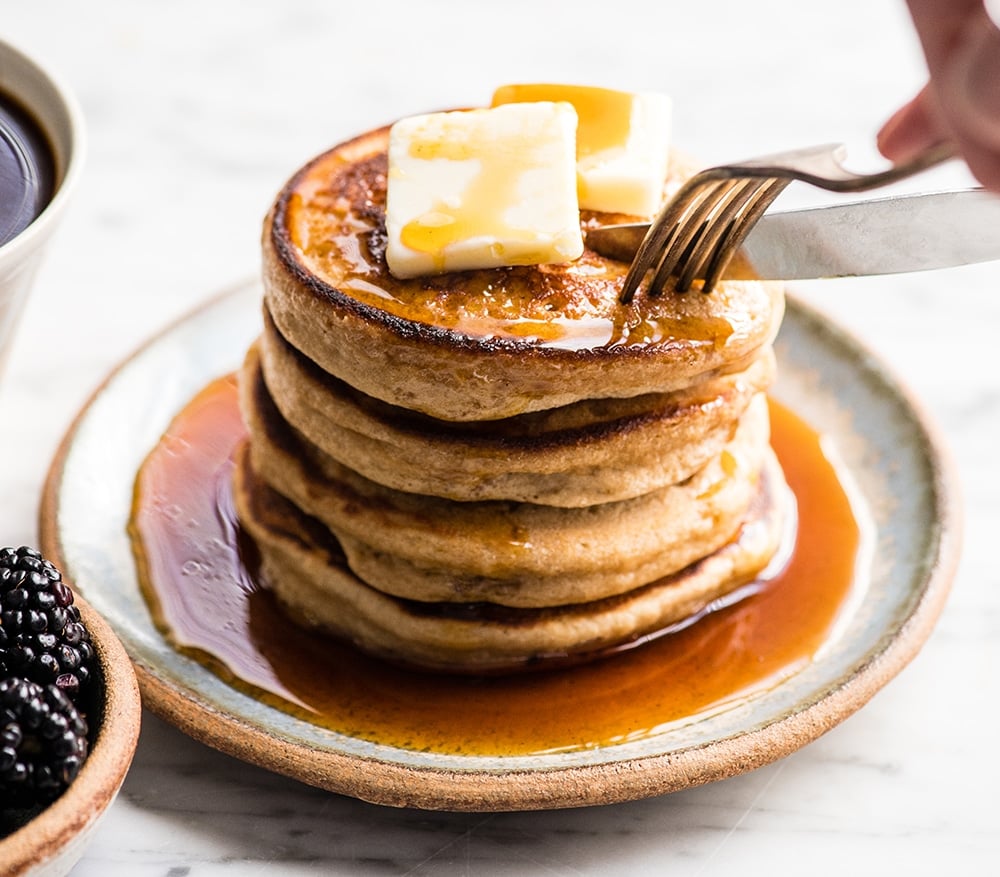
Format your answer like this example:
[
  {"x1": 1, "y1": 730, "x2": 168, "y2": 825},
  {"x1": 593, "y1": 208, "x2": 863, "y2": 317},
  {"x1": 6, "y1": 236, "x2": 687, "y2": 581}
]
[{"x1": 130, "y1": 375, "x2": 863, "y2": 756}]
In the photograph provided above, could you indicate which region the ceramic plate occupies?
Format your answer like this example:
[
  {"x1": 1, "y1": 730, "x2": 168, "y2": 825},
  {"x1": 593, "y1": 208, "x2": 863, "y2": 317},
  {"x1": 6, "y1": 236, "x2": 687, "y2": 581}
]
[{"x1": 39, "y1": 280, "x2": 960, "y2": 811}]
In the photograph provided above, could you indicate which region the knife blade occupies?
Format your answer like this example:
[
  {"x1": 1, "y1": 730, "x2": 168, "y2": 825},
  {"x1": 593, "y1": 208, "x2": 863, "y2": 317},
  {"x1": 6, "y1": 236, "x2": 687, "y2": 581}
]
[{"x1": 585, "y1": 188, "x2": 1000, "y2": 280}]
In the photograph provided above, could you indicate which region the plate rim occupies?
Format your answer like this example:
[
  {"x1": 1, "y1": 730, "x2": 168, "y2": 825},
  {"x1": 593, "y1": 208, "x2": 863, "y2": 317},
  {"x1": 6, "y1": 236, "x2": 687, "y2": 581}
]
[{"x1": 38, "y1": 282, "x2": 962, "y2": 811}]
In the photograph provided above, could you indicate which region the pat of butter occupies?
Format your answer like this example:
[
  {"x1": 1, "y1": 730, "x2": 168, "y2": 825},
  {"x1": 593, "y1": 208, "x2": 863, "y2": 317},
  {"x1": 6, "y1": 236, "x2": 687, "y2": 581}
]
[
  {"x1": 492, "y1": 84, "x2": 672, "y2": 217},
  {"x1": 385, "y1": 103, "x2": 585, "y2": 280}
]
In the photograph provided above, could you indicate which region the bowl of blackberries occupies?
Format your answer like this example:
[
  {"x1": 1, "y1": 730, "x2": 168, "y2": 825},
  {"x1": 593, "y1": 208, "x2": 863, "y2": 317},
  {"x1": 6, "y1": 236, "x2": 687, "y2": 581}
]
[{"x1": 0, "y1": 545, "x2": 141, "y2": 876}]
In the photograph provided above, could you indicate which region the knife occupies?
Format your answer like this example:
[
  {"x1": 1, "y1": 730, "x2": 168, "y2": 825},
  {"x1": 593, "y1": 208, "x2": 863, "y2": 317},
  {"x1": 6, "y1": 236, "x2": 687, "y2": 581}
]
[{"x1": 585, "y1": 188, "x2": 1000, "y2": 280}]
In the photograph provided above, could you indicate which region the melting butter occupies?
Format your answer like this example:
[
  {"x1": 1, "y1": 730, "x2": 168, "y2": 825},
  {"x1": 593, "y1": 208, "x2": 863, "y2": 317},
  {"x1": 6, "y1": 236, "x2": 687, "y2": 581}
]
[
  {"x1": 492, "y1": 83, "x2": 672, "y2": 217},
  {"x1": 385, "y1": 103, "x2": 584, "y2": 279}
]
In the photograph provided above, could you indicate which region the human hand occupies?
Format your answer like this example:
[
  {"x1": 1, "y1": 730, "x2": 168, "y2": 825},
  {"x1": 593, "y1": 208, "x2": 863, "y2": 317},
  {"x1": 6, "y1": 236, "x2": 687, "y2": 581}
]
[{"x1": 878, "y1": 0, "x2": 1000, "y2": 191}]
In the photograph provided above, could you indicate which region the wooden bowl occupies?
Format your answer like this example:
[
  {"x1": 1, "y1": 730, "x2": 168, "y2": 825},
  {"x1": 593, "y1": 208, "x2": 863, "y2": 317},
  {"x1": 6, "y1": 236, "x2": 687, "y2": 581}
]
[{"x1": 0, "y1": 592, "x2": 142, "y2": 876}]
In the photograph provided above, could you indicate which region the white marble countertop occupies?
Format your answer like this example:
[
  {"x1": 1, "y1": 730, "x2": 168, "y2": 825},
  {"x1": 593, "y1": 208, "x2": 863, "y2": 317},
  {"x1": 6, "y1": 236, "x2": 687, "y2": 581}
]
[{"x1": 2, "y1": 1, "x2": 998, "y2": 873}]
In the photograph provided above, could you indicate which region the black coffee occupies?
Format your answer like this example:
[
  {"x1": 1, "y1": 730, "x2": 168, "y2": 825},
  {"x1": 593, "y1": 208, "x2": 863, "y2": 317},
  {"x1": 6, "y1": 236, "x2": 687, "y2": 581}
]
[{"x1": 0, "y1": 90, "x2": 55, "y2": 248}]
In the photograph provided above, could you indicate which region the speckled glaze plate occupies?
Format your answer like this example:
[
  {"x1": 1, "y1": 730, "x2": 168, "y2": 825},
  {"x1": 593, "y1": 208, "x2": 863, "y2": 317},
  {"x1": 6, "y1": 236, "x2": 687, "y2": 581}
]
[{"x1": 39, "y1": 279, "x2": 960, "y2": 812}]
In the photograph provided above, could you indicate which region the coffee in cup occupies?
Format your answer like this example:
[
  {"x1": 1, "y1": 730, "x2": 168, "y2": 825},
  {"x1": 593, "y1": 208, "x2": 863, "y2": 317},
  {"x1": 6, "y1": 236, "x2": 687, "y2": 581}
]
[{"x1": 0, "y1": 37, "x2": 84, "y2": 377}]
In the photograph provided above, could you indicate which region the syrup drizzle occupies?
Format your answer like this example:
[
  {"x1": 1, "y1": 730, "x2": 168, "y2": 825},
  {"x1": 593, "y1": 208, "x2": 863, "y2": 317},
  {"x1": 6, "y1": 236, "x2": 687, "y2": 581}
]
[{"x1": 130, "y1": 376, "x2": 863, "y2": 756}]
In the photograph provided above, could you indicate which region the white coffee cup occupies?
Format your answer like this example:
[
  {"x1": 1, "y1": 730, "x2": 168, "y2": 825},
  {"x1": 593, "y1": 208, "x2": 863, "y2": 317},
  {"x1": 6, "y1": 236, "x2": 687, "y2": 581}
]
[{"x1": 0, "y1": 36, "x2": 85, "y2": 376}]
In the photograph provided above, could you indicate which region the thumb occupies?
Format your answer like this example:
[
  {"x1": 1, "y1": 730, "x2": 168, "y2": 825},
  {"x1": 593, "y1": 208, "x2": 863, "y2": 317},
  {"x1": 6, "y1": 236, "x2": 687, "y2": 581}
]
[{"x1": 877, "y1": 85, "x2": 948, "y2": 161}]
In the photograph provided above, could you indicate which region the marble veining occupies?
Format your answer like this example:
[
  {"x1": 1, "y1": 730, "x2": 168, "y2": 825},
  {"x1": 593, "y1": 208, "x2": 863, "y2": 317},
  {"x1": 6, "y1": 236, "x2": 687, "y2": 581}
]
[{"x1": 1, "y1": 1, "x2": 998, "y2": 873}]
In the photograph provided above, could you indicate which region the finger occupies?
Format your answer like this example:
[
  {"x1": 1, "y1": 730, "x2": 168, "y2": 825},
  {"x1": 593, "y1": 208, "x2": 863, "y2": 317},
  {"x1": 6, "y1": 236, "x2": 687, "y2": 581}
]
[{"x1": 876, "y1": 85, "x2": 950, "y2": 160}]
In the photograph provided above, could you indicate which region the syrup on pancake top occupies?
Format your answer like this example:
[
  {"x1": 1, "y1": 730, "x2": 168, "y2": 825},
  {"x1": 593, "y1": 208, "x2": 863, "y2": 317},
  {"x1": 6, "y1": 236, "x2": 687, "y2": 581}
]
[{"x1": 237, "y1": 85, "x2": 791, "y2": 672}]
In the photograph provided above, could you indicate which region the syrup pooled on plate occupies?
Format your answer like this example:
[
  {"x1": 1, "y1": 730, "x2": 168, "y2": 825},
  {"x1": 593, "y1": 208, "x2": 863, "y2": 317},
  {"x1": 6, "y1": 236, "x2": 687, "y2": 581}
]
[{"x1": 130, "y1": 375, "x2": 864, "y2": 756}]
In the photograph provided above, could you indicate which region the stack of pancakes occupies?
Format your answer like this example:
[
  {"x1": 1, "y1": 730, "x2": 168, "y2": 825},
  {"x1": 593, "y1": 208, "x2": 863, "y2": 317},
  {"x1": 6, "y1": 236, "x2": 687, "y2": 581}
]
[{"x1": 233, "y1": 123, "x2": 790, "y2": 673}]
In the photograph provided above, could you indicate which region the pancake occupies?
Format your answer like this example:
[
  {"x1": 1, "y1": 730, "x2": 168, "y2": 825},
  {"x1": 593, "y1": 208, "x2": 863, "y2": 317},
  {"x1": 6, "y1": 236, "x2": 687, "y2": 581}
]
[
  {"x1": 239, "y1": 353, "x2": 772, "y2": 607},
  {"x1": 262, "y1": 125, "x2": 785, "y2": 421},
  {"x1": 254, "y1": 311, "x2": 776, "y2": 506},
  {"x1": 228, "y1": 109, "x2": 793, "y2": 673},
  {"x1": 233, "y1": 440, "x2": 791, "y2": 673}
]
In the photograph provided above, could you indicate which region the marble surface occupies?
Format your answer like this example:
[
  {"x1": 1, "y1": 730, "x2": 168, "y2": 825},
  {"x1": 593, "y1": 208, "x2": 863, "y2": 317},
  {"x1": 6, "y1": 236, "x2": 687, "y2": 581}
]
[{"x1": 1, "y1": 1, "x2": 997, "y2": 873}]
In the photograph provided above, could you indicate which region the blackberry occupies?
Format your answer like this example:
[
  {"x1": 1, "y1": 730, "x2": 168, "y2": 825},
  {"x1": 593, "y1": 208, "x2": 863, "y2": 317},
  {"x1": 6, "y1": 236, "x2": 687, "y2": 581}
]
[
  {"x1": 0, "y1": 546, "x2": 95, "y2": 702},
  {"x1": 0, "y1": 676, "x2": 89, "y2": 806}
]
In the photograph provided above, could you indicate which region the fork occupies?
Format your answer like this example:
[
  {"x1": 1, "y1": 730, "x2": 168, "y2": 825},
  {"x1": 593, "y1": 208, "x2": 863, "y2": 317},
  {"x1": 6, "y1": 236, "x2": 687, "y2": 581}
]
[{"x1": 609, "y1": 141, "x2": 956, "y2": 304}]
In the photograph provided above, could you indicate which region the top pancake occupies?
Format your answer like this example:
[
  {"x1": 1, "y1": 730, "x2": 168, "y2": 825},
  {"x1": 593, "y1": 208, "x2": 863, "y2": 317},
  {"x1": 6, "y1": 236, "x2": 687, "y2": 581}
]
[{"x1": 263, "y1": 123, "x2": 785, "y2": 421}]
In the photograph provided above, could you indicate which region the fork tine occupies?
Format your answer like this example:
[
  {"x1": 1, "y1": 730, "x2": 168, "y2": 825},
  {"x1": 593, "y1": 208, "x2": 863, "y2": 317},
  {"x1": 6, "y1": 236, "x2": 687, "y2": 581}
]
[
  {"x1": 621, "y1": 174, "x2": 790, "y2": 300},
  {"x1": 619, "y1": 176, "x2": 709, "y2": 304},
  {"x1": 697, "y1": 178, "x2": 790, "y2": 293},
  {"x1": 669, "y1": 178, "x2": 773, "y2": 294},
  {"x1": 619, "y1": 177, "x2": 743, "y2": 304},
  {"x1": 645, "y1": 179, "x2": 738, "y2": 296}
]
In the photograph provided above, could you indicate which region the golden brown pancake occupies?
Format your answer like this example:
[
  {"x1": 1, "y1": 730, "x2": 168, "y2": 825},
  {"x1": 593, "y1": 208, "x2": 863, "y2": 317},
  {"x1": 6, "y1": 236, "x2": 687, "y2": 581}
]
[
  {"x1": 253, "y1": 312, "x2": 776, "y2": 506},
  {"x1": 233, "y1": 440, "x2": 790, "y2": 673},
  {"x1": 262, "y1": 126, "x2": 785, "y2": 421},
  {"x1": 240, "y1": 352, "x2": 773, "y2": 606}
]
